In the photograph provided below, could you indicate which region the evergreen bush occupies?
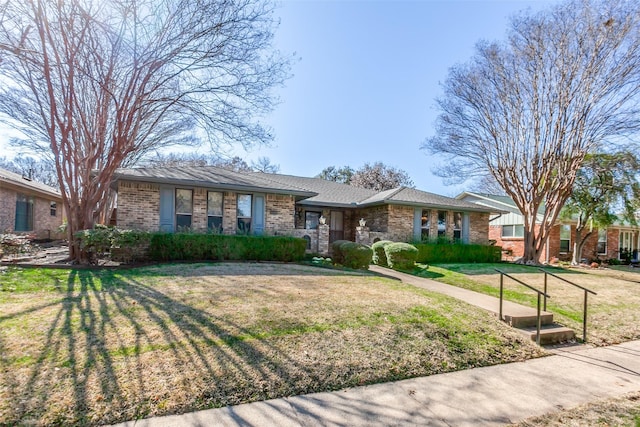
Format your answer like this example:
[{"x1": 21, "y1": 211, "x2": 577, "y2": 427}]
[
  {"x1": 414, "y1": 243, "x2": 501, "y2": 264},
  {"x1": 384, "y1": 242, "x2": 418, "y2": 270},
  {"x1": 337, "y1": 241, "x2": 372, "y2": 270},
  {"x1": 371, "y1": 240, "x2": 393, "y2": 266}
]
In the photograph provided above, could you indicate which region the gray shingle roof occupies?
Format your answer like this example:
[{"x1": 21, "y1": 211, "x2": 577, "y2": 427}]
[
  {"x1": 112, "y1": 166, "x2": 316, "y2": 197},
  {"x1": 251, "y1": 173, "x2": 378, "y2": 206},
  {"x1": 358, "y1": 187, "x2": 497, "y2": 211},
  {"x1": 0, "y1": 167, "x2": 61, "y2": 199},
  {"x1": 113, "y1": 166, "x2": 495, "y2": 213}
]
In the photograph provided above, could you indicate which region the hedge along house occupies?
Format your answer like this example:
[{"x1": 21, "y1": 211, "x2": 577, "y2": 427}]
[
  {"x1": 111, "y1": 166, "x2": 496, "y2": 255},
  {"x1": 458, "y1": 191, "x2": 640, "y2": 263},
  {"x1": 0, "y1": 167, "x2": 64, "y2": 239}
]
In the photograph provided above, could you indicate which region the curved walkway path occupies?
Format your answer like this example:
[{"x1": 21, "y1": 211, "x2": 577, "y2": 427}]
[{"x1": 368, "y1": 265, "x2": 542, "y2": 319}]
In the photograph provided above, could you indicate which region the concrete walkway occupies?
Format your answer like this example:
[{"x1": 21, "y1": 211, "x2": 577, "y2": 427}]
[
  {"x1": 368, "y1": 265, "x2": 543, "y2": 320},
  {"x1": 109, "y1": 340, "x2": 640, "y2": 427}
]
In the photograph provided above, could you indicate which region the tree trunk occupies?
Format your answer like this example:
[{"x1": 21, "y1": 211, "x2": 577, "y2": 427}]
[
  {"x1": 572, "y1": 227, "x2": 594, "y2": 265},
  {"x1": 572, "y1": 227, "x2": 583, "y2": 265}
]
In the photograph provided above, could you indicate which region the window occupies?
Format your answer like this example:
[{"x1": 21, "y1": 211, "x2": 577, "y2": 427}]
[
  {"x1": 597, "y1": 229, "x2": 607, "y2": 255},
  {"x1": 437, "y1": 211, "x2": 446, "y2": 237},
  {"x1": 305, "y1": 211, "x2": 321, "y2": 230},
  {"x1": 175, "y1": 189, "x2": 193, "y2": 230},
  {"x1": 50, "y1": 201, "x2": 57, "y2": 217},
  {"x1": 207, "y1": 191, "x2": 223, "y2": 232},
  {"x1": 237, "y1": 194, "x2": 252, "y2": 234},
  {"x1": 453, "y1": 212, "x2": 463, "y2": 240},
  {"x1": 501, "y1": 225, "x2": 525, "y2": 238},
  {"x1": 421, "y1": 209, "x2": 430, "y2": 240},
  {"x1": 619, "y1": 231, "x2": 635, "y2": 260},
  {"x1": 560, "y1": 224, "x2": 571, "y2": 253},
  {"x1": 14, "y1": 194, "x2": 34, "y2": 231}
]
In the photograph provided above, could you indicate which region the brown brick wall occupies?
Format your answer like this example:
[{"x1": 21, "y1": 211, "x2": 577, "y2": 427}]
[
  {"x1": 0, "y1": 186, "x2": 63, "y2": 237},
  {"x1": 492, "y1": 223, "x2": 632, "y2": 263},
  {"x1": 192, "y1": 188, "x2": 207, "y2": 232},
  {"x1": 222, "y1": 192, "x2": 237, "y2": 234},
  {"x1": 387, "y1": 205, "x2": 415, "y2": 241},
  {"x1": 117, "y1": 181, "x2": 161, "y2": 231},
  {"x1": 608, "y1": 229, "x2": 620, "y2": 259},
  {"x1": 358, "y1": 205, "x2": 389, "y2": 233},
  {"x1": 266, "y1": 194, "x2": 295, "y2": 234},
  {"x1": 34, "y1": 197, "x2": 63, "y2": 238},
  {"x1": 0, "y1": 187, "x2": 15, "y2": 232},
  {"x1": 468, "y1": 212, "x2": 489, "y2": 244},
  {"x1": 117, "y1": 181, "x2": 296, "y2": 234}
]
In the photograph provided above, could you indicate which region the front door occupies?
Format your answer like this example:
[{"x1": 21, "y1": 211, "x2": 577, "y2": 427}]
[{"x1": 330, "y1": 211, "x2": 344, "y2": 242}]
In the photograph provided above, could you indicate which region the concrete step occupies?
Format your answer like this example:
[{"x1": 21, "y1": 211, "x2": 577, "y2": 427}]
[
  {"x1": 517, "y1": 324, "x2": 576, "y2": 346},
  {"x1": 503, "y1": 312, "x2": 555, "y2": 328}
]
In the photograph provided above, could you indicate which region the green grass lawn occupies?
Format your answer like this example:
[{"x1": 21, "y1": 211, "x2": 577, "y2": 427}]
[
  {"x1": 0, "y1": 262, "x2": 543, "y2": 426},
  {"x1": 410, "y1": 263, "x2": 640, "y2": 345}
]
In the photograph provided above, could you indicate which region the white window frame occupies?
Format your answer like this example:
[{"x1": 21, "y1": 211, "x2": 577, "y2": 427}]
[
  {"x1": 597, "y1": 229, "x2": 607, "y2": 255},
  {"x1": 501, "y1": 224, "x2": 524, "y2": 238},
  {"x1": 559, "y1": 224, "x2": 571, "y2": 253}
]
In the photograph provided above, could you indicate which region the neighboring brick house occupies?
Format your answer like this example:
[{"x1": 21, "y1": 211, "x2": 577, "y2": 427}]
[
  {"x1": 458, "y1": 191, "x2": 638, "y2": 263},
  {"x1": 112, "y1": 166, "x2": 497, "y2": 254},
  {"x1": 0, "y1": 167, "x2": 64, "y2": 239}
]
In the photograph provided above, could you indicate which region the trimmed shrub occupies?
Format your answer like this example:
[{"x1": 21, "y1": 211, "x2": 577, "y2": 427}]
[
  {"x1": 76, "y1": 226, "x2": 152, "y2": 263},
  {"x1": 338, "y1": 241, "x2": 372, "y2": 270},
  {"x1": 148, "y1": 233, "x2": 306, "y2": 262},
  {"x1": 384, "y1": 242, "x2": 418, "y2": 270},
  {"x1": 414, "y1": 243, "x2": 501, "y2": 264},
  {"x1": 330, "y1": 240, "x2": 352, "y2": 265},
  {"x1": 371, "y1": 240, "x2": 393, "y2": 266}
]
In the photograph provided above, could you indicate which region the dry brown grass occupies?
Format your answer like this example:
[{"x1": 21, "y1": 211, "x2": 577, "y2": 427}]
[
  {"x1": 512, "y1": 391, "x2": 640, "y2": 426},
  {"x1": 427, "y1": 263, "x2": 640, "y2": 345},
  {"x1": 0, "y1": 262, "x2": 543, "y2": 426}
]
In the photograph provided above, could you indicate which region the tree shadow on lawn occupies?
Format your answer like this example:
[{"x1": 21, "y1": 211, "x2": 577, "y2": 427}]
[
  {"x1": 124, "y1": 261, "x2": 376, "y2": 278},
  {"x1": 1, "y1": 268, "x2": 332, "y2": 426}
]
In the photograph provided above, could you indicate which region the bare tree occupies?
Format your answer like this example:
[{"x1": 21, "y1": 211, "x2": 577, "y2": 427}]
[
  {"x1": 423, "y1": 0, "x2": 640, "y2": 263},
  {"x1": 350, "y1": 162, "x2": 414, "y2": 192},
  {"x1": 251, "y1": 156, "x2": 279, "y2": 173},
  {"x1": 0, "y1": 0, "x2": 289, "y2": 261},
  {"x1": 561, "y1": 152, "x2": 640, "y2": 264},
  {"x1": 216, "y1": 156, "x2": 253, "y2": 172},
  {"x1": 469, "y1": 174, "x2": 507, "y2": 196},
  {"x1": 317, "y1": 165, "x2": 354, "y2": 184},
  {"x1": 0, "y1": 155, "x2": 58, "y2": 187},
  {"x1": 142, "y1": 152, "x2": 218, "y2": 168}
]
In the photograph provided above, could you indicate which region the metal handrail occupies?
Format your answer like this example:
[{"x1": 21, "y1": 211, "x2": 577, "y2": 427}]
[
  {"x1": 495, "y1": 269, "x2": 550, "y2": 345},
  {"x1": 540, "y1": 269, "x2": 597, "y2": 343}
]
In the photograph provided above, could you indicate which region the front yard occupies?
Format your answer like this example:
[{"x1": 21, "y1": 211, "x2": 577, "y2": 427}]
[
  {"x1": 0, "y1": 263, "x2": 543, "y2": 426},
  {"x1": 412, "y1": 263, "x2": 640, "y2": 345}
]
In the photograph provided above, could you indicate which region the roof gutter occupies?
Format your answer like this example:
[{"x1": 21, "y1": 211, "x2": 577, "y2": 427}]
[{"x1": 111, "y1": 174, "x2": 317, "y2": 198}]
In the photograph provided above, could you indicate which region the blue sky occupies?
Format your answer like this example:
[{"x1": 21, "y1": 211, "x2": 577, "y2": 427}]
[
  {"x1": 0, "y1": 0, "x2": 557, "y2": 196},
  {"x1": 238, "y1": 0, "x2": 556, "y2": 196}
]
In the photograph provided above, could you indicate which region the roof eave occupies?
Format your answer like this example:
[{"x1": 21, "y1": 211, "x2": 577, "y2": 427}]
[
  {"x1": 0, "y1": 179, "x2": 62, "y2": 200},
  {"x1": 361, "y1": 199, "x2": 503, "y2": 214},
  {"x1": 112, "y1": 174, "x2": 317, "y2": 198}
]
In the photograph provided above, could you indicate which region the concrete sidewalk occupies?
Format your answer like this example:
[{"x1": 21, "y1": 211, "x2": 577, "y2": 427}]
[{"x1": 109, "y1": 340, "x2": 640, "y2": 427}]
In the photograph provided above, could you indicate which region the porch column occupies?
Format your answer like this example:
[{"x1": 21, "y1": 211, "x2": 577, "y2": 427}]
[
  {"x1": 356, "y1": 226, "x2": 370, "y2": 246},
  {"x1": 318, "y1": 223, "x2": 330, "y2": 255}
]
